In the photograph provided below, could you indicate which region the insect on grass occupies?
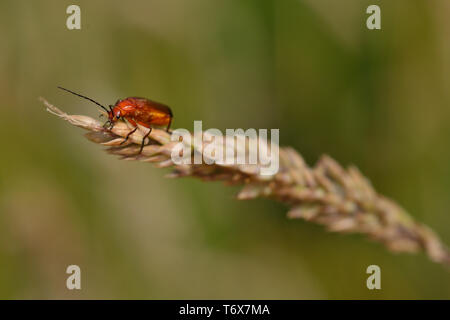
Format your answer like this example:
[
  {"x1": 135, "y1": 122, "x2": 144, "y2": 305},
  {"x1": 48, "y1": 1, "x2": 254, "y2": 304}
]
[{"x1": 58, "y1": 86, "x2": 173, "y2": 153}]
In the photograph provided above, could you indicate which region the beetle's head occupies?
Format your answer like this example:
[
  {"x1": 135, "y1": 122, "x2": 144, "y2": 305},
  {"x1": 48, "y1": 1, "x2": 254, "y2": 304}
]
[
  {"x1": 107, "y1": 105, "x2": 120, "y2": 121},
  {"x1": 100, "y1": 105, "x2": 120, "y2": 130}
]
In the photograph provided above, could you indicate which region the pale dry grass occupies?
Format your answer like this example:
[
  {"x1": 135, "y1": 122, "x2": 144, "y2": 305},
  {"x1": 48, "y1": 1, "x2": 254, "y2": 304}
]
[{"x1": 41, "y1": 97, "x2": 450, "y2": 267}]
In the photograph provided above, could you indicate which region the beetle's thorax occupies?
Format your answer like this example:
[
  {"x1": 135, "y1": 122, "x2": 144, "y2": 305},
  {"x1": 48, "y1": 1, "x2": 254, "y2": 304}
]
[{"x1": 115, "y1": 99, "x2": 139, "y2": 117}]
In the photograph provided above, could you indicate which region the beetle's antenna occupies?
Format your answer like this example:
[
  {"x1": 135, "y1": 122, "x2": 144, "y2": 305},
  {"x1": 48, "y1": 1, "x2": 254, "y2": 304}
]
[{"x1": 57, "y1": 86, "x2": 109, "y2": 113}]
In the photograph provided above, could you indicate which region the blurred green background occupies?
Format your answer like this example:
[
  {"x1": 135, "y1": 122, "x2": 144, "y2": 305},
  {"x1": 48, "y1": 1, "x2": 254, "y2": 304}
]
[{"x1": 0, "y1": 0, "x2": 449, "y2": 299}]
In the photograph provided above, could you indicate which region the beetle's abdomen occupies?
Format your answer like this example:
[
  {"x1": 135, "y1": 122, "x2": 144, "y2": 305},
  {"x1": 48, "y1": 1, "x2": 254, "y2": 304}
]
[{"x1": 115, "y1": 97, "x2": 172, "y2": 128}]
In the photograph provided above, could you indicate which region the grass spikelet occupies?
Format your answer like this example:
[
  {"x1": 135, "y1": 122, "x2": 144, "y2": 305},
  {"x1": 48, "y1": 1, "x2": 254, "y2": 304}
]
[{"x1": 41, "y1": 97, "x2": 450, "y2": 267}]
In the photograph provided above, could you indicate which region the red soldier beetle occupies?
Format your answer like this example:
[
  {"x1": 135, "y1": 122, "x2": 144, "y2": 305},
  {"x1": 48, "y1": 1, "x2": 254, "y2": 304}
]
[{"x1": 58, "y1": 87, "x2": 173, "y2": 154}]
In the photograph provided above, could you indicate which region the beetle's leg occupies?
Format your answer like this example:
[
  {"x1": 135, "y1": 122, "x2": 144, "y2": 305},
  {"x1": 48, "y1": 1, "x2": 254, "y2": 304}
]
[
  {"x1": 120, "y1": 127, "x2": 138, "y2": 145},
  {"x1": 166, "y1": 117, "x2": 172, "y2": 133},
  {"x1": 139, "y1": 127, "x2": 153, "y2": 154},
  {"x1": 127, "y1": 118, "x2": 138, "y2": 127},
  {"x1": 103, "y1": 120, "x2": 112, "y2": 129}
]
